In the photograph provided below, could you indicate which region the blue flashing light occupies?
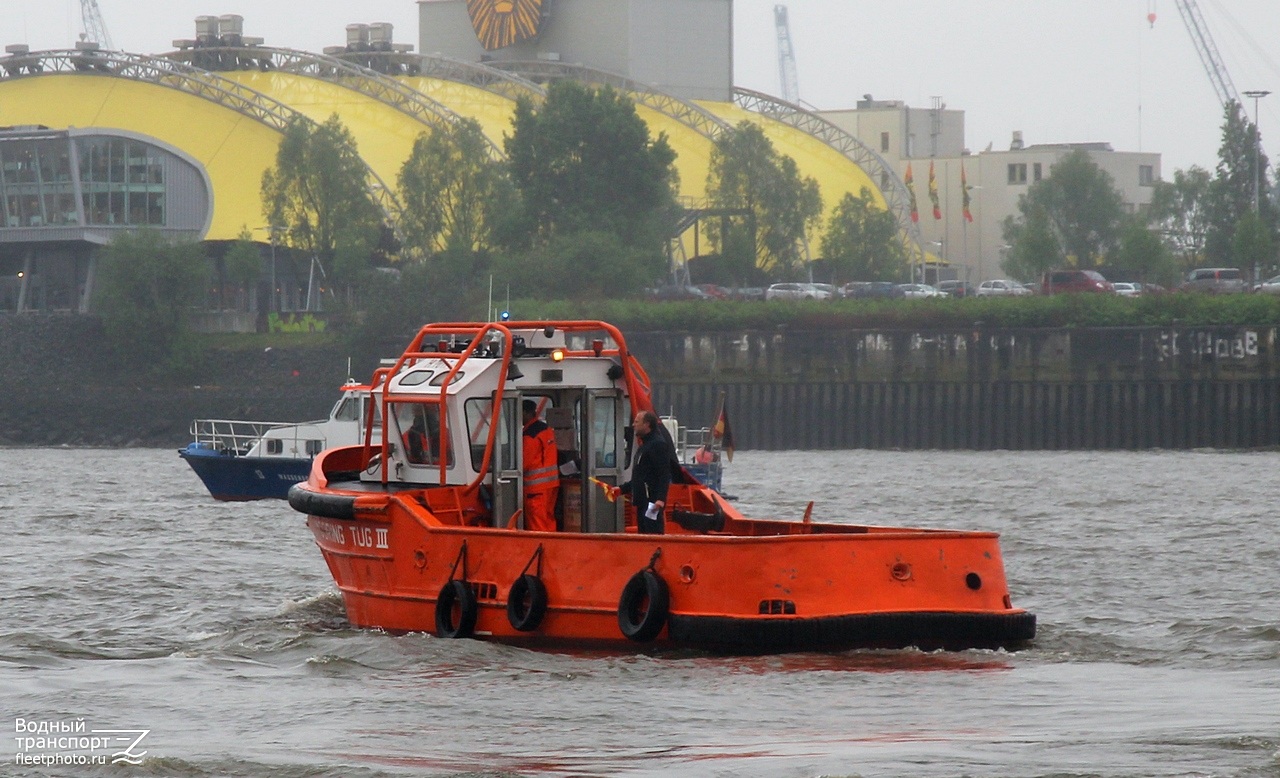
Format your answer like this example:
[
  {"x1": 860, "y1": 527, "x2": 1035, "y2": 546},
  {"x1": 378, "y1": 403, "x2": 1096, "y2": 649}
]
[{"x1": 500, "y1": 310, "x2": 510, "y2": 321}]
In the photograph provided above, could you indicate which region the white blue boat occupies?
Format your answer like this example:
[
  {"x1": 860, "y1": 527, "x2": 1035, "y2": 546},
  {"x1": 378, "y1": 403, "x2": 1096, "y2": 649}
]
[{"x1": 179, "y1": 382, "x2": 372, "y2": 501}]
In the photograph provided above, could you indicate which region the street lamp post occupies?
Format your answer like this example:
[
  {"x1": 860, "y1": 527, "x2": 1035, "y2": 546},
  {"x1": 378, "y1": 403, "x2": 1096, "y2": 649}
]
[
  {"x1": 253, "y1": 225, "x2": 281, "y2": 313},
  {"x1": 1243, "y1": 90, "x2": 1270, "y2": 213},
  {"x1": 1243, "y1": 90, "x2": 1270, "y2": 284}
]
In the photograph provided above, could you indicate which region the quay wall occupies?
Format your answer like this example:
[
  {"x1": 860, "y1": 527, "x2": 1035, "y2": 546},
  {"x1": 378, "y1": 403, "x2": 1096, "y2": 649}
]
[
  {"x1": 1, "y1": 315, "x2": 1277, "y2": 449},
  {"x1": 636, "y1": 325, "x2": 1280, "y2": 450}
]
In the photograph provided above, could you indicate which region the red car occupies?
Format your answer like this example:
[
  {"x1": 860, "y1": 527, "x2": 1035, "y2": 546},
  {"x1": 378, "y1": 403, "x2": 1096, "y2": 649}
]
[{"x1": 1040, "y1": 269, "x2": 1113, "y2": 294}]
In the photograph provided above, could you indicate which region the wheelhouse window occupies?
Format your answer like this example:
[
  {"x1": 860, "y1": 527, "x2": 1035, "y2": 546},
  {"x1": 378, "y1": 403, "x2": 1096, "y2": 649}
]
[{"x1": 393, "y1": 402, "x2": 450, "y2": 466}]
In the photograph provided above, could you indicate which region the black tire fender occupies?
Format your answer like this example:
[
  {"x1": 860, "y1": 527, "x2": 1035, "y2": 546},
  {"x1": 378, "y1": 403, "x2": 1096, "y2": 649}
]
[
  {"x1": 506, "y1": 574, "x2": 548, "y2": 632},
  {"x1": 617, "y1": 569, "x2": 669, "y2": 642},
  {"x1": 435, "y1": 580, "x2": 478, "y2": 639}
]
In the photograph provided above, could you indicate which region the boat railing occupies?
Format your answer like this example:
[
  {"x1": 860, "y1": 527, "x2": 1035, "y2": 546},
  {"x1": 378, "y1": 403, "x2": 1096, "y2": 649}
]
[{"x1": 188, "y1": 418, "x2": 328, "y2": 456}]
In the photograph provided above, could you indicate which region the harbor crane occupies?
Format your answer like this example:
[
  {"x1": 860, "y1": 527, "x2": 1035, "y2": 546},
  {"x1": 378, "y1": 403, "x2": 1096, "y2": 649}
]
[
  {"x1": 79, "y1": 0, "x2": 115, "y2": 50},
  {"x1": 1173, "y1": 0, "x2": 1239, "y2": 108},
  {"x1": 774, "y1": 4, "x2": 799, "y2": 104}
]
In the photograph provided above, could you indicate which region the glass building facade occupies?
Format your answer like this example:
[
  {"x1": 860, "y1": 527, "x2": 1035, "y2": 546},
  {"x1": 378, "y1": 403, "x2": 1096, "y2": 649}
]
[{"x1": 0, "y1": 129, "x2": 209, "y2": 234}]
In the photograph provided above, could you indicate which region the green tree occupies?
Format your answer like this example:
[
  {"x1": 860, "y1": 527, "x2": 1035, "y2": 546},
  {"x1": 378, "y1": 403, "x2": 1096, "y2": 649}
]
[
  {"x1": 1112, "y1": 220, "x2": 1178, "y2": 286},
  {"x1": 504, "y1": 81, "x2": 678, "y2": 253},
  {"x1": 398, "y1": 118, "x2": 514, "y2": 257},
  {"x1": 820, "y1": 188, "x2": 908, "y2": 282},
  {"x1": 215, "y1": 227, "x2": 261, "y2": 309},
  {"x1": 1232, "y1": 210, "x2": 1276, "y2": 279},
  {"x1": 92, "y1": 229, "x2": 207, "y2": 366},
  {"x1": 1149, "y1": 166, "x2": 1213, "y2": 271},
  {"x1": 1205, "y1": 100, "x2": 1276, "y2": 266},
  {"x1": 705, "y1": 121, "x2": 822, "y2": 275},
  {"x1": 1001, "y1": 205, "x2": 1063, "y2": 281},
  {"x1": 493, "y1": 230, "x2": 663, "y2": 301},
  {"x1": 1002, "y1": 149, "x2": 1125, "y2": 271},
  {"x1": 261, "y1": 114, "x2": 384, "y2": 300}
]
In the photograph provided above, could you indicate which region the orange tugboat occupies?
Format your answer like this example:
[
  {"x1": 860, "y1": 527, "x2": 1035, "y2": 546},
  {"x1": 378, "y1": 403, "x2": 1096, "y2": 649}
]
[{"x1": 289, "y1": 321, "x2": 1035, "y2": 652}]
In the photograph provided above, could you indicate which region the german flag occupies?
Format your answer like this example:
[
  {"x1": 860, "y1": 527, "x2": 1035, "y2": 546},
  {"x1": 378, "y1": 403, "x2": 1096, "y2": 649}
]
[
  {"x1": 905, "y1": 163, "x2": 919, "y2": 223},
  {"x1": 713, "y1": 407, "x2": 735, "y2": 463},
  {"x1": 928, "y1": 161, "x2": 942, "y2": 220},
  {"x1": 961, "y1": 162, "x2": 974, "y2": 223}
]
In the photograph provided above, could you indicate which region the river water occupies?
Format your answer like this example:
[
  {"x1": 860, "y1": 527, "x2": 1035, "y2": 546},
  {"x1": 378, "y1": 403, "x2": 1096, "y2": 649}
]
[{"x1": 2, "y1": 447, "x2": 1278, "y2": 777}]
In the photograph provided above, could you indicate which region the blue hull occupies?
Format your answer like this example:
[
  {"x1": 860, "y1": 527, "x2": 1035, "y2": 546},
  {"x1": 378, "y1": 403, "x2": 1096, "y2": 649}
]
[{"x1": 179, "y1": 444, "x2": 313, "y2": 501}]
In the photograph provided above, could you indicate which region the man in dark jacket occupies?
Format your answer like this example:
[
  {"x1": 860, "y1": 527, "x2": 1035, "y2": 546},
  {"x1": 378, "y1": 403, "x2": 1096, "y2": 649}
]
[{"x1": 616, "y1": 409, "x2": 672, "y2": 534}]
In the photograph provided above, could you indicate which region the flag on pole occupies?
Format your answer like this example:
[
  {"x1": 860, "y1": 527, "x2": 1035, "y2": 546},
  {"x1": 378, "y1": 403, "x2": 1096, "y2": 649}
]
[
  {"x1": 961, "y1": 162, "x2": 974, "y2": 223},
  {"x1": 928, "y1": 161, "x2": 942, "y2": 220},
  {"x1": 904, "y1": 163, "x2": 919, "y2": 223},
  {"x1": 711, "y1": 402, "x2": 735, "y2": 463},
  {"x1": 588, "y1": 476, "x2": 617, "y2": 501}
]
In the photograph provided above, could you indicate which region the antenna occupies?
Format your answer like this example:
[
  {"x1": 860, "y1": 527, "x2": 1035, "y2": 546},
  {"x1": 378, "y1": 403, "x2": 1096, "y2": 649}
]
[{"x1": 79, "y1": 0, "x2": 115, "y2": 50}]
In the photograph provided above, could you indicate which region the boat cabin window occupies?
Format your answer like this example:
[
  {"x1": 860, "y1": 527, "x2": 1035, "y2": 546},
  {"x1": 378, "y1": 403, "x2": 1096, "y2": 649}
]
[
  {"x1": 398, "y1": 370, "x2": 433, "y2": 387},
  {"x1": 465, "y1": 398, "x2": 502, "y2": 470},
  {"x1": 266, "y1": 438, "x2": 283, "y2": 455},
  {"x1": 305, "y1": 439, "x2": 324, "y2": 456},
  {"x1": 591, "y1": 395, "x2": 618, "y2": 468},
  {"x1": 393, "y1": 403, "x2": 450, "y2": 466},
  {"x1": 333, "y1": 397, "x2": 362, "y2": 421},
  {"x1": 429, "y1": 371, "x2": 463, "y2": 387}
]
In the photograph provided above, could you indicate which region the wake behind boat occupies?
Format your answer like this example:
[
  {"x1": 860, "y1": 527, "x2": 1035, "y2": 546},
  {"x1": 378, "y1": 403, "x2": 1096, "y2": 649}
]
[
  {"x1": 289, "y1": 320, "x2": 1035, "y2": 653},
  {"x1": 180, "y1": 381, "x2": 372, "y2": 501}
]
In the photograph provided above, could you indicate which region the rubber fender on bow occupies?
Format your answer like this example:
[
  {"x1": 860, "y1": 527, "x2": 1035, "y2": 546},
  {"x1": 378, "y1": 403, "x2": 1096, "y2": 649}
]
[
  {"x1": 617, "y1": 569, "x2": 669, "y2": 642},
  {"x1": 435, "y1": 580, "x2": 478, "y2": 639},
  {"x1": 506, "y1": 574, "x2": 548, "y2": 632},
  {"x1": 288, "y1": 483, "x2": 356, "y2": 520}
]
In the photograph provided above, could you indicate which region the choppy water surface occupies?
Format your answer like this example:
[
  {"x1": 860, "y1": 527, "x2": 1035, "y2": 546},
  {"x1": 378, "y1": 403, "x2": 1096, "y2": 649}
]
[{"x1": 2, "y1": 448, "x2": 1278, "y2": 777}]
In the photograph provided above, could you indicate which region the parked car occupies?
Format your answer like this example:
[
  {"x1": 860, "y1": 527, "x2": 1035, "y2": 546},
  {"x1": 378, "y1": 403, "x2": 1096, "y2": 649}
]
[
  {"x1": 1180, "y1": 267, "x2": 1246, "y2": 294},
  {"x1": 1254, "y1": 274, "x2": 1280, "y2": 295},
  {"x1": 694, "y1": 283, "x2": 731, "y2": 300},
  {"x1": 976, "y1": 279, "x2": 1031, "y2": 297},
  {"x1": 1041, "y1": 269, "x2": 1114, "y2": 294},
  {"x1": 647, "y1": 284, "x2": 712, "y2": 301},
  {"x1": 765, "y1": 282, "x2": 834, "y2": 300},
  {"x1": 1112, "y1": 282, "x2": 1142, "y2": 297},
  {"x1": 895, "y1": 283, "x2": 945, "y2": 299},
  {"x1": 841, "y1": 281, "x2": 898, "y2": 299},
  {"x1": 938, "y1": 280, "x2": 976, "y2": 298}
]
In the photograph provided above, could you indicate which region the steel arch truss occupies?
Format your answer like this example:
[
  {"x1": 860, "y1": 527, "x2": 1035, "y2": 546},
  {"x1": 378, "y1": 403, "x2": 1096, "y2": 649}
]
[
  {"x1": 164, "y1": 46, "x2": 503, "y2": 161},
  {"x1": 733, "y1": 87, "x2": 925, "y2": 264},
  {"x1": 488, "y1": 60, "x2": 732, "y2": 142},
  {"x1": 0, "y1": 48, "x2": 403, "y2": 228},
  {"x1": 333, "y1": 51, "x2": 546, "y2": 105}
]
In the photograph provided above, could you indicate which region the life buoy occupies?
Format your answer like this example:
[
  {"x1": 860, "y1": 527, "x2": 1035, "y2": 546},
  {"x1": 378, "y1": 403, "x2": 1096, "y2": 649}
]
[
  {"x1": 506, "y1": 574, "x2": 548, "y2": 632},
  {"x1": 435, "y1": 580, "x2": 478, "y2": 639},
  {"x1": 617, "y1": 569, "x2": 669, "y2": 642}
]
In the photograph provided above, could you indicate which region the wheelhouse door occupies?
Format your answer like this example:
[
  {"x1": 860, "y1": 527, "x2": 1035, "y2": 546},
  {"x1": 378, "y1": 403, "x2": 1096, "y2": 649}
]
[
  {"x1": 584, "y1": 390, "x2": 624, "y2": 533},
  {"x1": 470, "y1": 393, "x2": 521, "y2": 529}
]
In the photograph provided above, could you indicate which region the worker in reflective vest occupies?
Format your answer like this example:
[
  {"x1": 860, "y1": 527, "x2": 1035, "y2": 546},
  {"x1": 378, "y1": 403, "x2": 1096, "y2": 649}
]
[{"x1": 521, "y1": 399, "x2": 559, "y2": 532}]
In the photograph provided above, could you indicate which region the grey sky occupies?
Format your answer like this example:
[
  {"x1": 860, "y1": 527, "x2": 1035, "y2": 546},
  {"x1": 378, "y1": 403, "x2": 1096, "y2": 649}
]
[{"x1": 4, "y1": 0, "x2": 1279, "y2": 174}]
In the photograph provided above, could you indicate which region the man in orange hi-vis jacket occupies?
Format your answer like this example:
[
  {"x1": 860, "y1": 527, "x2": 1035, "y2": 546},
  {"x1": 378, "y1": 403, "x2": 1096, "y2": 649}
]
[{"x1": 521, "y1": 399, "x2": 559, "y2": 532}]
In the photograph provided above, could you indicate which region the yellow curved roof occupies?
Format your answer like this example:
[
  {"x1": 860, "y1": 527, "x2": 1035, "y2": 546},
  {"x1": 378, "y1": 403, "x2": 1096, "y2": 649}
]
[
  {"x1": 0, "y1": 68, "x2": 896, "y2": 263},
  {"x1": 630, "y1": 106, "x2": 715, "y2": 201},
  {"x1": 0, "y1": 74, "x2": 280, "y2": 240},
  {"x1": 698, "y1": 100, "x2": 887, "y2": 248},
  {"x1": 397, "y1": 77, "x2": 520, "y2": 151},
  {"x1": 222, "y1": 72, "x2": 430, "y2": 193}
]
